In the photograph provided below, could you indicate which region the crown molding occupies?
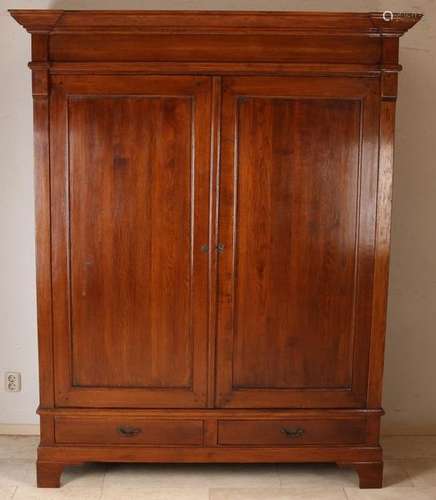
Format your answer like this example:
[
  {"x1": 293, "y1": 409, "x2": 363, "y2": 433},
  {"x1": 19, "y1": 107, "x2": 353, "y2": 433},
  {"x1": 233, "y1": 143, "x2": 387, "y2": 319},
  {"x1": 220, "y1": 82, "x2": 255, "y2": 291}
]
[
  {"x1": 9, "y1": 10, "x2": 63, "y2": 34},
  {"x1": 9, "y1": 10, "x2": 423, "y2": 36},
  {"x1": 369, "y1": 12, "x2": 423, "y2": 35}
]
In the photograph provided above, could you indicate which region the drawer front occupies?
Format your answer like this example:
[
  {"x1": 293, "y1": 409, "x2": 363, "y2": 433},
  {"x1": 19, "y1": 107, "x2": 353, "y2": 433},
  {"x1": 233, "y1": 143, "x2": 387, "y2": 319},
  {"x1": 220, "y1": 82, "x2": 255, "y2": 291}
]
[
  {"x1": 55, "y1": 417, "x2": 204, "y2": 446},
  {"x1": 218, "y1": 419, "x2": 367, "y2": 446}
]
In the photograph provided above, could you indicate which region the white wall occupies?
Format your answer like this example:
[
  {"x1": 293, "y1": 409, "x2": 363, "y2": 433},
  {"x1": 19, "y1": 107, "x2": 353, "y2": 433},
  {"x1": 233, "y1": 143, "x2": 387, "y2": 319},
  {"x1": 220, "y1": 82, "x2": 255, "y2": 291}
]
[
  {"x1": 0, "y1": 4, "x2": 38, "y2": 427},
  {"x1": 382, "y1": 0, "x2": 436, "y2": 434},
  {"x1": 0, "y1": 0, "x2": 434, "y2": 434}
]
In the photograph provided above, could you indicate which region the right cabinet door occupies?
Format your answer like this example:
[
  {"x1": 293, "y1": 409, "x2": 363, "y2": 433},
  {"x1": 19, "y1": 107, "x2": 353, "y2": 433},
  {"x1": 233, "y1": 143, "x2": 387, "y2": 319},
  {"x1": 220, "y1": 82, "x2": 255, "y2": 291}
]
[{"x1": 216, "y1": 76, "x2": 380, "y2": 408}]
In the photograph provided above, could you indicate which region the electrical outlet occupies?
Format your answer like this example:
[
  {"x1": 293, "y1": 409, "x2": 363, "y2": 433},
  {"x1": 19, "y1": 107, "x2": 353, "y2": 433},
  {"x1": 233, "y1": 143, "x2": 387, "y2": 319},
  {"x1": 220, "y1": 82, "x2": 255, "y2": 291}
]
[{"x1": 5, "y1": 372, "x2": 21, "y2": 392}]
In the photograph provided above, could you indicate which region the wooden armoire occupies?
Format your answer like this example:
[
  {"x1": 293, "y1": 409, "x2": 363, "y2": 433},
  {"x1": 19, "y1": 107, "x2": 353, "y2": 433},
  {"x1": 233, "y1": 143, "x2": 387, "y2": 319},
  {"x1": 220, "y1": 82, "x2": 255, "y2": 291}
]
[{"x1": 11, "y1": 9, "x2": 421, "y2": 489}]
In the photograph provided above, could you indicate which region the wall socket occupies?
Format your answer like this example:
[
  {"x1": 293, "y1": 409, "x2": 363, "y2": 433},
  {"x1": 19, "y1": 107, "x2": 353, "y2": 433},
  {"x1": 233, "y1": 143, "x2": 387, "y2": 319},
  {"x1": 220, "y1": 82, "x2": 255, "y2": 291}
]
[{"x1": 5, "y1": 372, "x2": 21, "y2": 392}]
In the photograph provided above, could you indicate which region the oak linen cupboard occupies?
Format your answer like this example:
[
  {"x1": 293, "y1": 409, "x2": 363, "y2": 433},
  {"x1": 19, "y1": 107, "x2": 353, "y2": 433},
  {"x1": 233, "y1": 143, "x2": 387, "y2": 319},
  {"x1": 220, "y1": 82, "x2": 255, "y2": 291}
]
[{"x1": 10, "y1": 9, "x2": 422, "y2": 489}]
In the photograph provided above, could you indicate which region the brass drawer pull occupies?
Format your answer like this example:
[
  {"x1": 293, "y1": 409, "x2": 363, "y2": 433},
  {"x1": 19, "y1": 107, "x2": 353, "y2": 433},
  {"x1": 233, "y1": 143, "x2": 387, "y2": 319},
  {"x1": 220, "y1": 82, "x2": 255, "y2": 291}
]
[
  {"x1": 281, "y1": 427, "x2": 304, "y2": 438},
  {"x1": 117, "y1": 426, "x2": 142, "y2": 437}
]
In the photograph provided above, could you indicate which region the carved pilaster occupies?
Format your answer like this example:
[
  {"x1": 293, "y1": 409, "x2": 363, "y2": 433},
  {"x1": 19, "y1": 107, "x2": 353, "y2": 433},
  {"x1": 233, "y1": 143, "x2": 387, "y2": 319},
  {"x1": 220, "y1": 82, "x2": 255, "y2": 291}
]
[
  {"x1": 32, "y1": 68, "x2": 49, "y2": 98},
  {"x1": 30, "y1": 33, "x2": 49, "y2": 98},
  {"x1": 381, "y1": 72, "x2": 398, "y2": 101}
]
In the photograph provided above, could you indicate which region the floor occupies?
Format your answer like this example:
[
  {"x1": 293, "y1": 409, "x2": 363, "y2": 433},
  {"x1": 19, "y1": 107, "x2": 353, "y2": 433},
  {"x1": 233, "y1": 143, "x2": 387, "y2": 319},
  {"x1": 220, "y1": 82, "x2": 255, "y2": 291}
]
[{"x1": 2, "y1": 437, "x2": 436, "y2": 499}]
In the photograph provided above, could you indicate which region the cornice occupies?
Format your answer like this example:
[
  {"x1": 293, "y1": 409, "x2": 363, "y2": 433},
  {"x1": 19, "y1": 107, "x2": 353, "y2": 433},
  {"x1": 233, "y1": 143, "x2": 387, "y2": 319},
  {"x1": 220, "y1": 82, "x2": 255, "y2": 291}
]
[
  {"x1": 9, "y1": 10, "x2": 63, "y2": 34},
  {"x1": 9, "y1": 10, "x2": 423, "y2": 36},
  {"x1": 369, "y1": 12, "x2": 423, "y2": 36}
]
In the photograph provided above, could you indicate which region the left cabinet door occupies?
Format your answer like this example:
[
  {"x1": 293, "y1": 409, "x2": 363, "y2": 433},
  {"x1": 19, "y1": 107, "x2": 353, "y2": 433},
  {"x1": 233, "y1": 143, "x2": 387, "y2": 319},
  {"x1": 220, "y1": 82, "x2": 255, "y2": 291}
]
[{"x1": 50, "y1": 75, "x2": 212, "y2": 408}]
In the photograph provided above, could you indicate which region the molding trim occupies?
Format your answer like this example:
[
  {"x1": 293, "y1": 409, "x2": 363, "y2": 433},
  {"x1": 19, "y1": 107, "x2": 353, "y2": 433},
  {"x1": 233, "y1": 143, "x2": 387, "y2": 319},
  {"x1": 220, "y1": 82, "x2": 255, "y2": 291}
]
[
  {"x1": 9, "y1": 10, "x2": 423, "y2": 36},
  {"x1": 28, "y1": 61, "x2": 402, "y2": 77}
]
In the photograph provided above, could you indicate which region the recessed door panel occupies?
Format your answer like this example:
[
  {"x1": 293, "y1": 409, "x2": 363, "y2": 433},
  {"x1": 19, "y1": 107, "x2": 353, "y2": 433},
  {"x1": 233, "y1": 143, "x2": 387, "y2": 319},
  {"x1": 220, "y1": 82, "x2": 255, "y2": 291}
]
[
  {"x1": 216, "y1": 76, "x2": 379, "y2": 408},
  {"x1": 51, "y1": 75, "x2": 211, "y2": 407}
]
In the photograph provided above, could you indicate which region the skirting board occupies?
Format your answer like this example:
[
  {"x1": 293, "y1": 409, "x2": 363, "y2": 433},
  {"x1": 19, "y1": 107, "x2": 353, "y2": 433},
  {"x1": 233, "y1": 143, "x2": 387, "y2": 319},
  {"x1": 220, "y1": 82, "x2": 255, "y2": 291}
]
[{"x1": 0, "y1": 424, "x2": 39, "y2": 435}]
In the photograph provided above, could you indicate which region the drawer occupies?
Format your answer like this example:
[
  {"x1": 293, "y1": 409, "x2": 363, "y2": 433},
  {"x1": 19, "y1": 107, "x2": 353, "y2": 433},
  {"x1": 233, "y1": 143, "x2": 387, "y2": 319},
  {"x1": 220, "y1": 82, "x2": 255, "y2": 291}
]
[
  {"x1": 218, "y1": 418, "x2": 367, "y2": 446},
  {"x1": 55, "y1": 417, "x2": 203, "y2": 446}
]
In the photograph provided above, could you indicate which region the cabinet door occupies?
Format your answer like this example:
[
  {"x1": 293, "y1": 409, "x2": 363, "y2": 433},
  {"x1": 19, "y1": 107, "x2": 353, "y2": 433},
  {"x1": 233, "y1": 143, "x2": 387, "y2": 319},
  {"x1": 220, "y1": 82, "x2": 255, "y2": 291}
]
[
  {"x1": 51, "y1": 75, "x2": 211, "y2": 408},
  {"x1": 216, "y1": 76, "x2": 379, "y2": 408}
]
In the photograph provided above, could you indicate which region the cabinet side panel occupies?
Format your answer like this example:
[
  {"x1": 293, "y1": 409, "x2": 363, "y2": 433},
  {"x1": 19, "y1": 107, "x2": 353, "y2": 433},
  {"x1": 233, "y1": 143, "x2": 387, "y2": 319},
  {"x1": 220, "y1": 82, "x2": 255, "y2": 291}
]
[
  {"x1": 33, "y1": 86, "x2": 54, "y2": 409},
  {"x1": 368, "y1": 99, "x2": 395, "y2": 408}
]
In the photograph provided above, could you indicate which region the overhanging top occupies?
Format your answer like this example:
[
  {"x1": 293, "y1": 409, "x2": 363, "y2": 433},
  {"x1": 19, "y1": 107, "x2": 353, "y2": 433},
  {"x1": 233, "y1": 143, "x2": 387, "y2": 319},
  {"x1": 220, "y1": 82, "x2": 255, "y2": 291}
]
[{"x1": 9, "y1": 10, "x2": 422, "y2": 36}]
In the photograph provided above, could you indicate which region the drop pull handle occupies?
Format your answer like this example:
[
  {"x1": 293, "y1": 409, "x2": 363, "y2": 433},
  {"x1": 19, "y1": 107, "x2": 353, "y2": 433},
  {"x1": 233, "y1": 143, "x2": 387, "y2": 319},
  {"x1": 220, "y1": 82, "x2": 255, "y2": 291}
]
[
  {"x1": 117, "y1": 426, "x2": 142, "y2": 437},
  {"x1": 281, "y1": 427, "x2": 304, "y2": 438}
]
